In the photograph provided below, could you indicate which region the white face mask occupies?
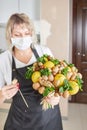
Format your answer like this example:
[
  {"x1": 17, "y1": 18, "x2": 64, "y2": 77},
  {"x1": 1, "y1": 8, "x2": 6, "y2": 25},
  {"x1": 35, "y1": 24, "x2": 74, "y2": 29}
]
[{"x1": 11, "y1": 36, "x2": 32, "y2": 50}]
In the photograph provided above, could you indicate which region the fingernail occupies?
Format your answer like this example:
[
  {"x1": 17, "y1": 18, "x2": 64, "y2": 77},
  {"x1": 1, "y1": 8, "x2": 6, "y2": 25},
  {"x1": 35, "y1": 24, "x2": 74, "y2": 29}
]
[{"x1": 17, "y1": 83, "x2": 20, "y2": 89}]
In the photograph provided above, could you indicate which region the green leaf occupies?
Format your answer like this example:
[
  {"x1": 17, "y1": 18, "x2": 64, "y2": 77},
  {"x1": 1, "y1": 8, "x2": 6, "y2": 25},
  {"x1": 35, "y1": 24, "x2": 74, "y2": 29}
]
[
  {"x1": 37, "y1": 54, "x2": 48, "y2": 63},
  {"x1": 40, "y1": 68, "x2": 51, "y2": 76},
  {"x1": 61, "y1": 67, "x2": 69, "y2": 76},
  {"x1": 64, "y1": 79, "x2": 73, "y2": 91},
  {"x1": 43, "y1": 87, "x2": 54, "y2": 97},
  {"x1": 48, "y1": 103, "x2": 52, "y2": 108},
  {"x1": 63, "y1": 60, "x2": 68, "y2": 65},
  {"x1": 50, "y1": 59, "x2": 60, "y2": 65},
  {"x1": 59, "y1": 79, "x2": 73, "y2": 93},
  {"x1": 25, "y1": 67, "x2": 33, "y2": 79},
  {"x1": 68, "y1": 63, "x2": 74, "y2": 67},
  {"x1": 76, "y1": 76, "x2": 83, "y2": 91},
  {"x1": 59, "y1": 86, "x2": 64, "y2": 93}
]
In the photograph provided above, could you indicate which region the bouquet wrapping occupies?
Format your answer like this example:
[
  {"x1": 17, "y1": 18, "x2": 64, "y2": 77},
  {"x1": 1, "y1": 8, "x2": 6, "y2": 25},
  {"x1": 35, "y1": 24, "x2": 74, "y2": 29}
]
[{"x1": 25, "y1": 54, "x2": 83, "y2": 110}]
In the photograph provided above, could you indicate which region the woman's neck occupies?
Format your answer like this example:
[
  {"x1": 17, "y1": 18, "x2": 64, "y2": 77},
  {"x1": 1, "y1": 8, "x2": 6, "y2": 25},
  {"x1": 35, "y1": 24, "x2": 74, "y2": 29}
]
[{"x1": 13, "y1": 47, "x2": 33, "y2": 64}]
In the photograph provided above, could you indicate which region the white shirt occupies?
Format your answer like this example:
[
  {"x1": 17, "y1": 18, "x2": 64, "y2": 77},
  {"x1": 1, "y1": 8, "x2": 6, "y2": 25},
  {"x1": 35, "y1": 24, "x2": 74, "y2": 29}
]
[{"x1": 0, "y1": 44, "x2": 53, "y2": 88}]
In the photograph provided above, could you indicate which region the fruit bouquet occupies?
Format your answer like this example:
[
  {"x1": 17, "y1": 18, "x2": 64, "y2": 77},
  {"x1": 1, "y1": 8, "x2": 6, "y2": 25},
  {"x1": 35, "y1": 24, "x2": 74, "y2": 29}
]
[{"x1": 25, "y1": 54, "x2": 83, "y2": 110}]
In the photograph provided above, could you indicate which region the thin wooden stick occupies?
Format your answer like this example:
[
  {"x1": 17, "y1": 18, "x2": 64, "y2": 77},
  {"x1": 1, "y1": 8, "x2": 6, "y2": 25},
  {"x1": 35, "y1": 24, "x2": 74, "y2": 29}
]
[
  {"x1": 12, "y1": 79, "x2": 29, "y2": 108},
  {"x1": 18, "y1": 89, "x2": 29, "y2": 108}
]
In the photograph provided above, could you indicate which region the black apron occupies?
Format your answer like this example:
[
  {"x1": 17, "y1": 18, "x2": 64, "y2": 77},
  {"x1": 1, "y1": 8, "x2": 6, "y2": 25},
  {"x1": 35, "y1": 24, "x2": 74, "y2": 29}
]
[{"x1": 4, "y1": 47, "x2": 63, "y2": 130}]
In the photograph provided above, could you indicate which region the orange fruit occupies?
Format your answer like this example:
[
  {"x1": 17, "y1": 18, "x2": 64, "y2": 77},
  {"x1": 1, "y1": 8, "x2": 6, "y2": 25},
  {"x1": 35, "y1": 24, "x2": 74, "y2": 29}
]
[
  {"x1": 54, "y1": 74, "x2": 66, "y2": 86},
  {"x1": 31, "y1": 71, "x2": 41, "y2": 83},
  {"x1": 69, "y1": 81, "x2": 79, "y2": 95}
]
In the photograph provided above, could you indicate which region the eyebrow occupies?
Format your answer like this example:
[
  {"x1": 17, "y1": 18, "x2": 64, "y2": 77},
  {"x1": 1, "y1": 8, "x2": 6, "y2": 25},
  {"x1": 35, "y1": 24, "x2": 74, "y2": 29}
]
[{"x1": 13, "y1": 30, "x2": 30, "y2": 33}]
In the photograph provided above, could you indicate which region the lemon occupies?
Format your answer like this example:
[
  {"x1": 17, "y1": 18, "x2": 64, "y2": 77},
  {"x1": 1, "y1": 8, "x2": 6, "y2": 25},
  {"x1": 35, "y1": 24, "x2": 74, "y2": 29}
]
[
  {"x1": 31, "y1": 71, "x2": 41, "y2": 83},
  {"x1": 69, "y1": 81, "x2": 79, "y2": 95},
  {"x1": 44, "y1": 61, "x2": 54, "y2": 68},
  {"x1": 54, "y1": 74, "x2": 66, "y2": 86}
]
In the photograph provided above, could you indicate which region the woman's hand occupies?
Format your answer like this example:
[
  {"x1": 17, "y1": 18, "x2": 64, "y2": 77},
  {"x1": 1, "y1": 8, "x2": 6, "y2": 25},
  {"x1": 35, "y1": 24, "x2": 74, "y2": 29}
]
[
  {"x1": 1, "y1": 83, "x2": 19, "y2": 100},
  {"x1": 46, "y1": 92, "x2": 60, "y2": 108}
]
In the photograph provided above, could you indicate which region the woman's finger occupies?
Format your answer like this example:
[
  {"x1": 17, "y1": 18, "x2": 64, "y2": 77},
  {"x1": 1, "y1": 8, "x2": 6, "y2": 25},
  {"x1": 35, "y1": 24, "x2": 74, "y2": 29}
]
[
  {"x1": 5, "y1": 84, "x2": 18, "y2": 90},
  {"x1": 6, "y1": 89, "x2": 18, "y2": 99},
  {"x1": 1, "y1": 85, "x2": 19, "y2": 99}
]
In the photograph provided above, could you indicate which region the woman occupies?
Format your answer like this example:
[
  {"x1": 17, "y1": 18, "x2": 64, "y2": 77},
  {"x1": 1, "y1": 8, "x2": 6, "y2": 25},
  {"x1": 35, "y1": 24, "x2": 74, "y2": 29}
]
[{"x1": 0, "y1": 13, "x2": 63, "y2": 130}]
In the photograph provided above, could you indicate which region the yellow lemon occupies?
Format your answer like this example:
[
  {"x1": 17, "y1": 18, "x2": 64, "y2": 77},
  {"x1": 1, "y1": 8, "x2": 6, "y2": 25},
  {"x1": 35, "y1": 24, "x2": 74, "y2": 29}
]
[
  {"x1": 54, "y1": 74, "x2": 66, "y2": 86},
  {"x1": 31, "y1": 71, "x2": 41, "y2": 83},
  {"x1": 44, "y1": 61, "x2": 54, "y2": 68},
  {"x1": 69, "y1": 81, "x2": 79, "y2": 95}
]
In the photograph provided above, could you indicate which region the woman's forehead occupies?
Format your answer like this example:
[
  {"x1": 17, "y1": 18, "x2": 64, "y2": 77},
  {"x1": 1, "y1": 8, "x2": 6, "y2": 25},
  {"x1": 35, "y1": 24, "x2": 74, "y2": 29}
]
[{"x1": 13, "y1": 23, "x2": 29, "y2": 32}]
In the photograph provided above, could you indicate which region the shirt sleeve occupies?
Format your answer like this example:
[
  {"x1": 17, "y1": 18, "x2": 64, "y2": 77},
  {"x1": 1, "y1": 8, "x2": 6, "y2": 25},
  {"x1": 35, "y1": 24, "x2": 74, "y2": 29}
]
[
  {"x1": 34, "y1": 44, "x2": 54, "y2": 57},
  {"x1": 0, "y1": 50, "x2": 11, "y2": 89},
  {"x1": 41, "y1": 45, "x2": 53, "y2": 57},
  {"x1": 0, "y1": 66, "x2": 5, "y2": 89}
]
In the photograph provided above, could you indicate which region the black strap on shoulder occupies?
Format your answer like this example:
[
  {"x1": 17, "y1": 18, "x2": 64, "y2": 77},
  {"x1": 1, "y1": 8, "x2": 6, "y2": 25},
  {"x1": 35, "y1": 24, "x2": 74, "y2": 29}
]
[
  {"x1": 30, "y1": 44, "x2": 39, "y2": 59},
  {"x1": 12, "y1": 56, "x2": 18, "y2": 80},
  {"x1": 12, "y1": 45, "x2": 39, "y2": 78}
]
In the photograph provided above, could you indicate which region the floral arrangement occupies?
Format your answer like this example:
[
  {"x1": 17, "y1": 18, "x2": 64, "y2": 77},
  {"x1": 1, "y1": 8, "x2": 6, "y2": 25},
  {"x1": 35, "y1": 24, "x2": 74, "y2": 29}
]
[{"x1": 25, "y1": 54, "x2": 83, "y2": 110}]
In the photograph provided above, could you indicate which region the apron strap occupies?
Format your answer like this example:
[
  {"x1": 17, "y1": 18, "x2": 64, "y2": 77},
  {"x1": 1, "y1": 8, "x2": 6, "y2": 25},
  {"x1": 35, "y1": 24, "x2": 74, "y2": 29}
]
[
  {"x1": 12, "y1": 45, "x2": 39, "y2": 80},
  {"x1": 12, "y1": 56, "x2": 18, "y2": 80},
  {"x1": 30, "y1": 44, "x2": 39, "y2": 59}
]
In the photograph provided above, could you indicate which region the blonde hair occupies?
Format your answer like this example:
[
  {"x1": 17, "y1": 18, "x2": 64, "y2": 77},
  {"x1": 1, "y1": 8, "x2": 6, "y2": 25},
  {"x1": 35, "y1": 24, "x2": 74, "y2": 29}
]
[{"x1": 6, "y1": 13, "x2": 37, "y2": 45}]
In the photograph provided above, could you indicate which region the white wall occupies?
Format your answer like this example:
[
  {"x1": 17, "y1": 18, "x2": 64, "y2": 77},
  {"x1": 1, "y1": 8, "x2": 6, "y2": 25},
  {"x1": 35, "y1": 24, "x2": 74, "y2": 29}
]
[
  {"x1": 0, "y1": 0, "x2": 40, "y2": 23},
  {"x1": 0, "y1": 0, "x2": 18, "y2": 23},
  {"x1": 19, "y1": 0, "x2": 40, "y2": 20},
  {"x1": 0, "y1": 24, "x2": 8, "y2": 50}
]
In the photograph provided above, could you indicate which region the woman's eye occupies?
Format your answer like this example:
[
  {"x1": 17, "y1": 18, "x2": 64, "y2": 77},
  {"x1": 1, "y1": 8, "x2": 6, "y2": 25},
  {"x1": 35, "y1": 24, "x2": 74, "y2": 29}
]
[
  {"x1": 25, "y1": 32, "x2": 31, "y2": 35},
  {"x1": 14, "y1": 34, "x2": 20, "y2": 37}
]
